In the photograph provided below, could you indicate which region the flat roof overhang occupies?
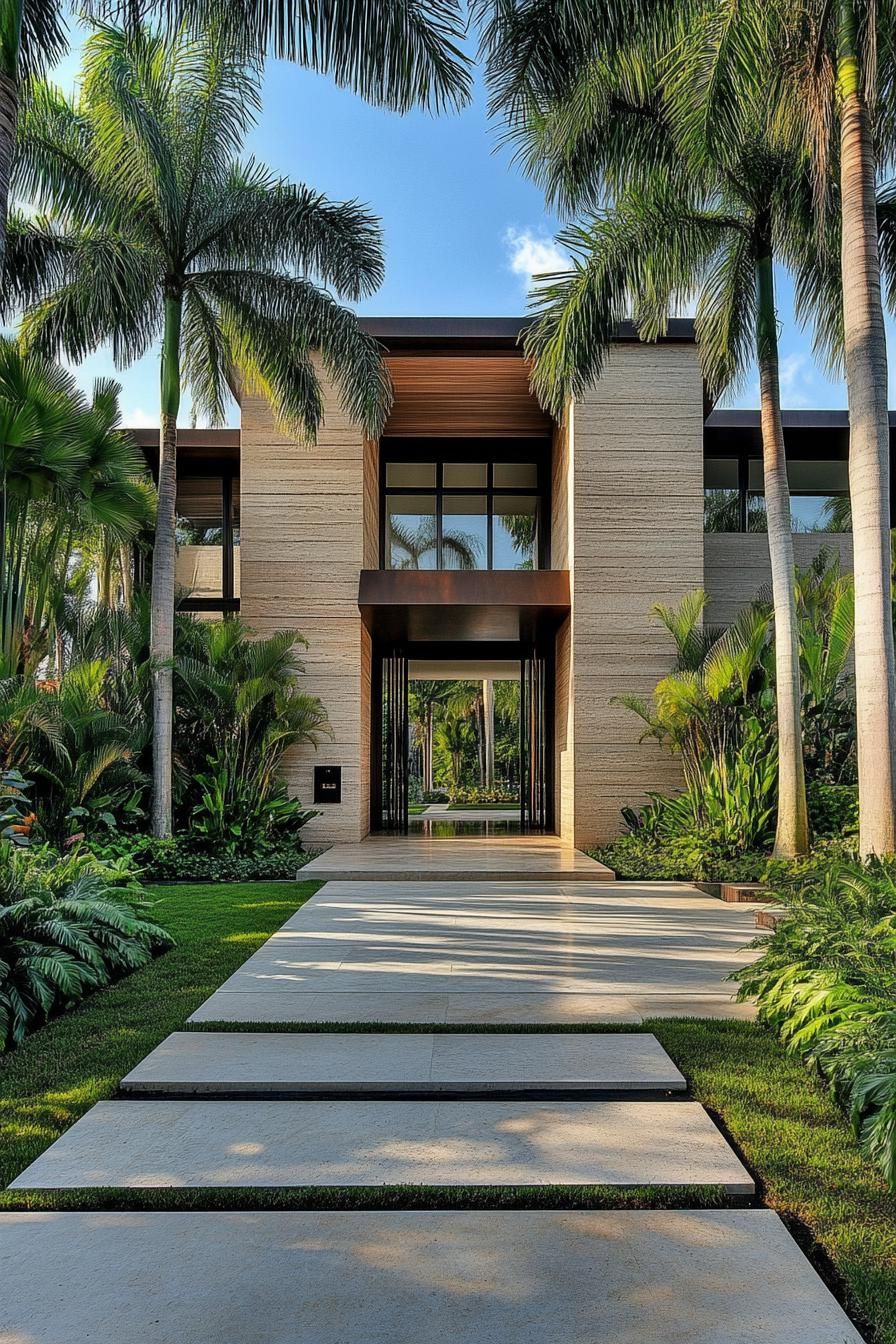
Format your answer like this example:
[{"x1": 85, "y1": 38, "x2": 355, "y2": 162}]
[
  {"x1": 358, "y1": 569, "x2": 570, "y2": 643},
  {"x1": 358, "y1": 316, "x2": 697, "y2": 352},
  {"x1": 130, "y1": 427, "x2": 240, "y2": 477}
]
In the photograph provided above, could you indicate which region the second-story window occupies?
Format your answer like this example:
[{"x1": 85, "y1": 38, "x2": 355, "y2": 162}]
[{"x1": 383, "y1": 455, "x2": 543, "y2": 570}]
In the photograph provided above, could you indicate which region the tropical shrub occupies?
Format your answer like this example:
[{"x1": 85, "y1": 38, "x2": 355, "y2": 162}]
[
  {"x1": 448, "y1": 786, "x2": 518, "y2": 805},
  {"x1": 602, "y1": 559, "x2": 857, "y2": 880},
  {"x1": 594, "y1": 829, "x2": 770, "y2": 883},
  {"x1": 807, "y1": 782, "x2": 859, "y2": 837},
  {"x1": 735, "y1": 861, "x2": 896, "y2": 1188},
  {"x1": 172, "y1": 617, "x2": 330, "y2": 832},
  {"x1": 0, "y1": 663, "x2": 147, "y2": 846},
  {"x1": 191, "y1": 769, "x2": 316, "y2": 855},
  {"x1": 88, "y1": 832, "x2": 318, "y2": 884},
  {"x1": 0, "y1": 842, "x2": 172, "y2": 1049}
]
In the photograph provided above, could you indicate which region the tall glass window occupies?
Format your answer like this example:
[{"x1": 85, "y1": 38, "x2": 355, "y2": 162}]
[
  {"x1": 703, "y1": 455, "x2": 851, "y2": 533},
  {"x1": 704, "y1": 458, "x2": 740, "y2": 532},
  {"x1": 175, "y1": 475, "x2": 239, "y2": 606},
  {"x1": 386, "y1": 493, "x2": 438, "y2": 569},
  {"x1": 382, "y1": 456, "x2": 544, "y2": 569}
]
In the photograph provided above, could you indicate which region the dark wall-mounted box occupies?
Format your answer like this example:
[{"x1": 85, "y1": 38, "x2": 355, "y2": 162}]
[{"x1": 313, "y1": 765, "x2": 342, "y2": 804}]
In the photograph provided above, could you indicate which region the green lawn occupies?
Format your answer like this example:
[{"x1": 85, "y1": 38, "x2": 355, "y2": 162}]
[
  {"x1": 0, "y1": 880, "x2": 319, "y2": 1202},
  {"x1": 2, "y1": 885, "x2": 896, "y2": 1342},
  {"x1": 447, "y1": 802, "x2": 519, "y2": 811},
  {"x1": 648, "y1": 1019, "x2": 896, "y2": 1344}
]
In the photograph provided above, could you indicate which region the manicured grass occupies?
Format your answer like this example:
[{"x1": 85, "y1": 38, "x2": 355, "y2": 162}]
[
  {"x1": 0, "y1": 1183, "x2": 730, "y2": 1213},
  {"x1": 647, "y1": 1018, "x2": 896, "y2": 1344},
  {"x1": 447, "y1": 802, "x2": 518, "y2": 810},
  {"x1": 0, "y1": 880, "x2": 318, "y2": 1205},
  {"x1": 408, "y1": 805, "x2": 427, "y2": 814}
]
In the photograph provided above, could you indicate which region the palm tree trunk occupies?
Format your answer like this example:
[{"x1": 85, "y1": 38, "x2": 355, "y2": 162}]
[
  {"x1": 483, "y1": 678, "x2": 495, "y2": 789},
  {"x1": 756, "y1": 250, "x2": 809, "y2": 857},
  {"x1": 475, "y1": 693, "x2": 485, "y2": 785},
  {"x1": 837, "y1": 0, "x2": 896, "y2": 855},
  {"x1": 119, "y1": 544, "x2": 132, "y2": 609},
  {"x1": 150, "y1": 292, "x2": 182, "y2": 837},
  {"x1": 0, "y1": 1, "x2": 21, "y2": 284},
  {"x1": 425, "y1": 702, "x2": 433, "y2": 793}
]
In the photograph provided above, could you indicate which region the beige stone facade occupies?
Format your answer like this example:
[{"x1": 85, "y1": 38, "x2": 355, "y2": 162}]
[{"x1": 223, "y1": 320, "x2": 856, "y2": 848}]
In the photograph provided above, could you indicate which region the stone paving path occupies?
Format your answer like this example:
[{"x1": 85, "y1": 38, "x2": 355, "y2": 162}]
[
  {"x1": 0, "y1": 836, "x2": 863, "y2": 1342},
  {"x1": 189, "y1": 874, "x2": 761, "y2": 1023}
]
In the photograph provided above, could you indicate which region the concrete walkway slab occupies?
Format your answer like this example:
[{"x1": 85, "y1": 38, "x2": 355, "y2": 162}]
[
  {"x1": 189, "y1": 878, "x2": 758, "y2": 1024},
  {"x1": 302, "y1": 835, "x2": 614, "y2": 881},
  {"x1": 121, "y1": 1031, "x2": 686, "y2": 1096},
  {"x1": 11, "y1": 1099, "x2": 753, "y2": 1192},
  {"x1": 0, "y1": 1209, "x2": 863, "y2": 1342}
]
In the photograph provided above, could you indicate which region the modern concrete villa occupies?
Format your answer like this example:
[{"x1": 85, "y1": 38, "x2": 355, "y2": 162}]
[{"x1": 139, "y1": 315, "x2": 863, "y2": 849}]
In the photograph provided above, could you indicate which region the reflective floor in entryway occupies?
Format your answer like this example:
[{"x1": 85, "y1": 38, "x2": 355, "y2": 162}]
[{"x1": 408, "y1": 808, "x2": 522, "y2": 837}]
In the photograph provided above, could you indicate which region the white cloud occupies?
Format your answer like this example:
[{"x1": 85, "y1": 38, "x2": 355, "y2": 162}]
[
  {"x1": 504, "y1": 227, "x2": 569, "y2": 291},
  {"x1": 778, "y1": 352, "x2": 816, "y2": 409},
  {"x1": 123, "y1": 406, "x2": 158, "y2": 429}
]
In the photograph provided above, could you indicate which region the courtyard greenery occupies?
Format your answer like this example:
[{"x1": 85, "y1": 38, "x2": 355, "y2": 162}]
[{"x1": 410, "y1": 678, "x2": 520, "y2": 803}]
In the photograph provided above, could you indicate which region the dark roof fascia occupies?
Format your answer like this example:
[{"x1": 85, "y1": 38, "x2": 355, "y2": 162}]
[
  {"x1": 127, "y1": 427, "x2": 241, "y2": 447},
  {"x1": 707, "y1": 409, "x2": 896, "y2": 429},
  {"x1": 358, "y1": 316, "x2": 696, "y2": 351}
]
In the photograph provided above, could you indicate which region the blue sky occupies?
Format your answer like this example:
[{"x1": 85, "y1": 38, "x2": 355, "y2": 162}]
[{"x1": 48, "y1": 25, "x2": 868, "y2": 427}]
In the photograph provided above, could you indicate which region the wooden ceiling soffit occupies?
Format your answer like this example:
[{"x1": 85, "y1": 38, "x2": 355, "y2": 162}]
[{"x1": 383, "y1": 353, "x2": 554, "y2": 437}]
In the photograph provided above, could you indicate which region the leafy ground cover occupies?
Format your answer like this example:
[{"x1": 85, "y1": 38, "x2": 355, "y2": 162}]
[{"x1": 0, "y1": 880, "x2": 318, "y2": 1200}]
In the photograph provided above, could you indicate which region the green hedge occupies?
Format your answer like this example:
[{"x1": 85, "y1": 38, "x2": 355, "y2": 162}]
[
  {"x1": 593, "y1": 830, "x2": 859, "y2": 885},
  {"x1": 88, "y1": 833, "x2": 318, "y2": 884},
  {"x1": 807, "y1": 781, "x2": 859, "y2": 836}
]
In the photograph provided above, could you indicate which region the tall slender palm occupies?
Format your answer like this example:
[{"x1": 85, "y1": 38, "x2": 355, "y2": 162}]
[
  {"x1": 13, "y1": 24, "x2": 393, "y2": 835},
  {"x1": 480, "y1": 20, "x2": 814, "y2": 856},
  {"x1": 664, "y1": 0, "x2": 896, "y2": 853},
  {"x1": 409, "y1": 679, "x2": 446, "y2": 792},
  {"x1": 0, "y1": 1, "x2": 470, "y2": 280},
  {"x1": 477, "y1": 0, "x2": 896, "y2": 852}
]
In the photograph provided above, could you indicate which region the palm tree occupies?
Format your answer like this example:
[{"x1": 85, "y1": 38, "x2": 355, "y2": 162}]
[
  {"x1": 662, "y1": 0, "x2": 896, "y2": 853},
  {"x1": 446, "y1": 679, "x2": 489, "y2": 786},
  {"x1": 409, "y1": 679, "x2": 446, "y2": 793},
  {"x1": 13, "y1": 24, "x2": 395, "y2": 836},
  {"x1": 434, "y1": 711, "x2": 472, "y2": 793},
  {"x1": 493, "y1": 44, "x2": 814, "y2": 852},
  {"x1": 0, "y1": 338, "x2": 148, "y2": 678},
  {"x1": 1, "y1": 1, "x2": 471, "y2": 280},
  {"x1": 388, "y1": 516, "x2": 480, "y2": 569}
]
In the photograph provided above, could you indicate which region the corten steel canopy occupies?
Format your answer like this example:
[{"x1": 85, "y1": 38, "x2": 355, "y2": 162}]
[{"x1": 358, "y1": 569, "x2": 570, "y2": 643}]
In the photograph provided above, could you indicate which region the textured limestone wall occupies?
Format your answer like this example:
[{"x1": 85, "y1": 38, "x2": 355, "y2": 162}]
[
  {"x1": 704, "y1": 533, "x2": 853, "y2": 628},
  {"x1": 240, "y1": 387, "x2": 371, "y2": 844},
  {"x1": 569, "y1": 343, "x2": 705, "y2": 846}
]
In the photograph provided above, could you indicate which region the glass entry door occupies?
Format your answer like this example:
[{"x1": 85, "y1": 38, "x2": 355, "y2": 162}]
[
  {"x1": 380, "y1": 649, "x2": 409, "y2": 833},
  {"x1": 520, "y1": 649, "x2": 549, "y2": 832}
]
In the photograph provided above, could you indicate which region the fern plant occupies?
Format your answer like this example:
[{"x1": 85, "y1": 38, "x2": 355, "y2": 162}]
[
  {"x1": 735, "y1": 861, "x2": 896, "y2": 1187},
  {"x1": 0, "y1": 842, "x2": 172, "y2": 1049}
]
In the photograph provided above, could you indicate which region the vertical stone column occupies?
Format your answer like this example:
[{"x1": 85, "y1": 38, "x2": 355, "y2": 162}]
[
  {"x1": 552, "y1": 416, "x2": 575, "y2": 842},
  {"x1": 240, "y1": 385, "x2": 373, "y2": 844},
  {"x1": 568, "y1": 341, "x2": 705, "y2": 847}
]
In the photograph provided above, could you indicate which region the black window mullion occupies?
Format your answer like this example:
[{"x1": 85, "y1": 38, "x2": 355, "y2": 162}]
[
  {"x1": 487, "y1": 461, "x2": 494, "y2": 569},
  {"x1": 221, "y1": 475, "x2": 234, "y2": 605},
  {"x1": 436, "y1": 461, "x2": 443, "y2": 567},
  {"x1": 738, "y1": 453, "x2": 749, "y2": 533}
]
